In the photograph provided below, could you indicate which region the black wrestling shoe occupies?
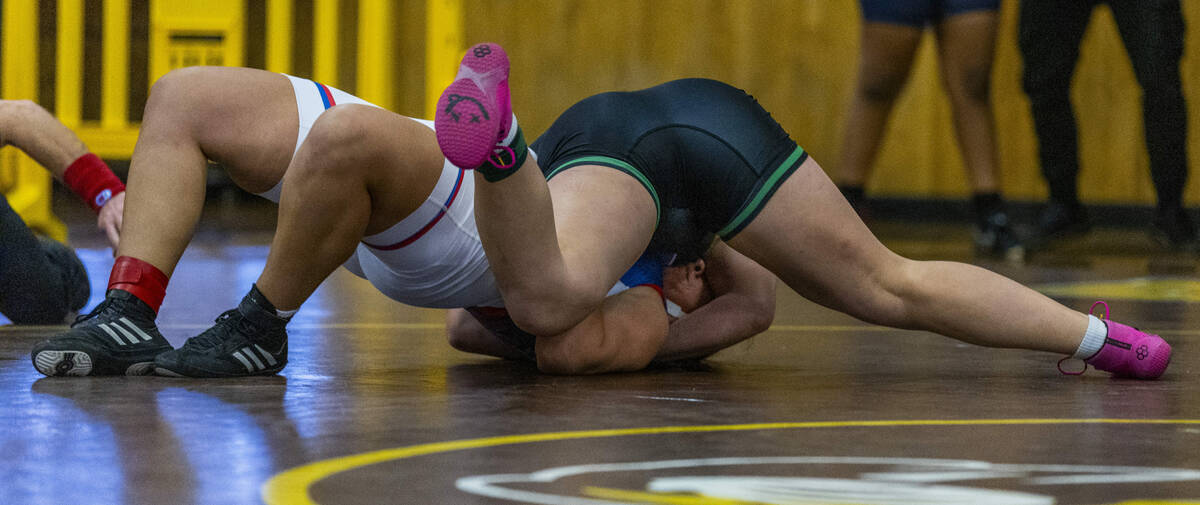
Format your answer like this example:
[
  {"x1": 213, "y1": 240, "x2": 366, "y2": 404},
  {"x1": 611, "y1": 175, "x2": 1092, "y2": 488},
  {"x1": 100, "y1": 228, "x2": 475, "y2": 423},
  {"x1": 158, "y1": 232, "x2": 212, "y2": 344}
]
[
  {"x1": 31, "y1": 289, "x2": 172, "y2": 377},
  {"x1": 154, "y1": 286, "x2": 288, "y2": 378},
  {"x1": 973, "y1": 210, "x2": 1024, "y2": 260}
]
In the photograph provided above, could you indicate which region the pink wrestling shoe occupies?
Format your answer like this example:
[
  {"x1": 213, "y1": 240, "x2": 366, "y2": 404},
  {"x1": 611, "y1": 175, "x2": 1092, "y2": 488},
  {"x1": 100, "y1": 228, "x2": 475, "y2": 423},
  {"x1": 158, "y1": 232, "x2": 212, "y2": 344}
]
[
  {"x1": 435, "y1": 42, "x2": 513, "y2": 169},
  {"x1": 1058, "y1": 301, "x2": 1172, "y2": 380}
]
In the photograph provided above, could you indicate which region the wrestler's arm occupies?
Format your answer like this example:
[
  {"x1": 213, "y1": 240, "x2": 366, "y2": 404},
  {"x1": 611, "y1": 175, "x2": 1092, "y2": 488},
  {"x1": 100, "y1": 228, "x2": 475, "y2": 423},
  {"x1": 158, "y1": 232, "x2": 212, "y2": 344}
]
[
  {"x1": 445, "y1": 308, "x2": 530, "y2": 360},
  {"x1": 656, "y1": 241, "x2": 776, "y2": 361},
  {"x1": 448, "y1": 243, "x2": 773, "y2": 370},
  {"x1": 446, "y1": 285, "x2": 668, "y2": 372},
  {"x1": 533, "y1": 285, "x2": 668, "y2": 375},
  {"x1": 0, "y1": 100, "x2": 125, "y2": 247}
]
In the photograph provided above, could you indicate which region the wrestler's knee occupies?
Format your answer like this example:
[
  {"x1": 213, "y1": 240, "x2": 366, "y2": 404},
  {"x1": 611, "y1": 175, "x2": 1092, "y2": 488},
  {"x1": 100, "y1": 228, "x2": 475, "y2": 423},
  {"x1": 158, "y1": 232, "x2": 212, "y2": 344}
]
[
  {"x1": 148, "y1": 67, "x2": 203, "y2": 103},
  {"x1": 503, "y1": 290, "x2": 599, "y2": 339},
  {"x1": 860, "y1": 257, "x2": 926, "y2": 328},
  {"x1": 289, "y1": 105, "x2": 374, "y2": 179},
  {"x1": 300, "y1": 105, "x2": 377, "y2": 168},
  {"x1": 144, "y1": 67, "x2": 225, "y2": 124}
]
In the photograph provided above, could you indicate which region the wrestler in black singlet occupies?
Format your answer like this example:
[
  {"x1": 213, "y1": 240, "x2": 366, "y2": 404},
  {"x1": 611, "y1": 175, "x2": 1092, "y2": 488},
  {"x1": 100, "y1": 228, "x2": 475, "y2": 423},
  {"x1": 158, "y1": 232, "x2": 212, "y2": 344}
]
[
  {"x1": 467, "y1": 79, "x2": 807, "y2": 358},
  {"x1": 530, "y1": 78, "x2": 808, "y2": 264}
]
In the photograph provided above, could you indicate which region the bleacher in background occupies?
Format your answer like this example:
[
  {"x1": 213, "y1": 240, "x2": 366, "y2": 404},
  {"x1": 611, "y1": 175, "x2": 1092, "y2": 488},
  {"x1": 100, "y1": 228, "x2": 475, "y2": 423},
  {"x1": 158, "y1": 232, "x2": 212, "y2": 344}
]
[{"x1": 3, "y1": 0, "x2": 1200, "y2": 240}]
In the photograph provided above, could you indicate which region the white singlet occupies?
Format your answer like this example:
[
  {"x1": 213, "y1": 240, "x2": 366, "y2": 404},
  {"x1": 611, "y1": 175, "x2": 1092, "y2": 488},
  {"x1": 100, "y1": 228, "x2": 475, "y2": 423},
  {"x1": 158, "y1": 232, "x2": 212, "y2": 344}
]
[{"x1": 254, "y1": 74, "x2": 504, "y2": 309}]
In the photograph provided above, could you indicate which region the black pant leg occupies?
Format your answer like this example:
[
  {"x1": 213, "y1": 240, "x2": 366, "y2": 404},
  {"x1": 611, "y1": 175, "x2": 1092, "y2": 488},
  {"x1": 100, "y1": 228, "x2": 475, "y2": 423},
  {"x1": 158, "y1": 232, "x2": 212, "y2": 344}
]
[
  {"x1": 1108, "y1": 0, "x2": 1188, "y2": 212},
  {"x1": 0, "y1": 196, "x2": 71, "y2": 324},
  {"x1": 1018, "y1": 0, "x2": 1095, "y2": 206}
]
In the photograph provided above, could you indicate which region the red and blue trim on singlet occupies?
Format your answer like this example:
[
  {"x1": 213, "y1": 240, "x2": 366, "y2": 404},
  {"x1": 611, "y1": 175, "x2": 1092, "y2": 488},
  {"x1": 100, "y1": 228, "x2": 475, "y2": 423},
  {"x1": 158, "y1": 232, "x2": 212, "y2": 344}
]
[
  {"x1": 361, "y1": 168, "x2": 466, "y2": 250},
  {"x1": 314, "y1": 81, "x2": 336, "y2": 109}
]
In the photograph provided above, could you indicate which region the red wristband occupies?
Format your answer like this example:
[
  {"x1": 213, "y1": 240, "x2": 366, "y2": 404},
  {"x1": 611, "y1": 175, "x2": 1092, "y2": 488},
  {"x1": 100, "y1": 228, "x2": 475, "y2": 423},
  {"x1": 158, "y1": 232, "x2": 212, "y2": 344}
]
[{"x1": 63, "y1": 153, "x2": 125, "y2": 213}]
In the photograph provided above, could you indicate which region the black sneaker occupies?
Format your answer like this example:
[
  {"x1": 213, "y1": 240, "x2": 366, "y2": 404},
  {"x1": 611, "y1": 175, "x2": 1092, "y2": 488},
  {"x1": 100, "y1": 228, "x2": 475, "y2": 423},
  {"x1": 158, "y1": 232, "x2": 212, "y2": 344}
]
[
  {"x1": 973, "y1": 210, "x2": 1024, "y2": 260},
  {"x1": 1153, "y1": 207, "x2": 1197, "y2": 250},
  {"x1": 154, "y1": 288, "x2": 288, "y2": 378},
  {"x1": 1033, "y1": 201, "x2": 1091, "y2": 248},
  {"x1": 31, "y1": 289, "x2": 172, "y2": 376}
]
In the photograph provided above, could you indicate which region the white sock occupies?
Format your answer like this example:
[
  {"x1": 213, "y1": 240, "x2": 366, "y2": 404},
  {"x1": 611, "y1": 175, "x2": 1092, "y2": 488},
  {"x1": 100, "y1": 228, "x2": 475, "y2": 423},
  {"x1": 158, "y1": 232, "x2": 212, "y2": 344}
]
[
  {"x1": 276, "y1": 308, "x2": 298, "y2": 319},
  {"x1": 1072, "y1": 314, "x2": 1108, "y2": 360}
]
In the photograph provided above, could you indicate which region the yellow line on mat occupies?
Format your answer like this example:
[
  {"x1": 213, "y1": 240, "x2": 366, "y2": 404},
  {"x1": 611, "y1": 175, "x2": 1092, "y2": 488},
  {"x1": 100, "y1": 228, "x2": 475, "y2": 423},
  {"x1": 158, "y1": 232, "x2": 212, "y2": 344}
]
[{"x1": 261, "y1": 418, "x2": 1200, "y2": 505}]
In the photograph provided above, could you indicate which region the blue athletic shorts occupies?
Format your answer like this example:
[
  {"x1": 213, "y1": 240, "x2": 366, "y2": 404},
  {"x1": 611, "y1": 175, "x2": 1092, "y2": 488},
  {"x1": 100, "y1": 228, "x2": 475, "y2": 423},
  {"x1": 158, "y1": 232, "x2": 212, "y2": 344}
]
[{"x1": 859, "y1": 0, "x2": 1000, "y2": 27}]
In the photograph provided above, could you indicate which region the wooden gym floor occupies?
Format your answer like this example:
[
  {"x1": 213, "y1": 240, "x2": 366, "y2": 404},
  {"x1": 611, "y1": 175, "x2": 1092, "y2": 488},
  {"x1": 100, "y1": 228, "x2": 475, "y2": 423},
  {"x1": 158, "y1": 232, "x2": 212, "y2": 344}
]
[{"x1": 2, "y1": 201, "x2": 1199, "y2": 505}]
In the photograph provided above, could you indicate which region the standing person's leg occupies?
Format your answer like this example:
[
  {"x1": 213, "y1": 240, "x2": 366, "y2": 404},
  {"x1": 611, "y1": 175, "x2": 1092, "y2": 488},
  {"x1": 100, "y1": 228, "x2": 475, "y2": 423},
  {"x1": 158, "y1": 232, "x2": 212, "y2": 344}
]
[
  {"x1": 0, "y1": 196, "x2": 88, "y2": 324},
  {"x1": 727, "y1": 155, "x2": 1169, "y2": 379},
  {"x1": 1019, "y1": 0, "x2": 1095, "y2": 243},
  {"x1": 32, "y1": 67, "x2": 302, "y2": 376},
  {"x1": 837, "y1": 2, "x2": 926, "y2": 213},
  {"x1": 1108, "y1": 0, "x2": 1194, "y2": 247},
  {"x1": 934, "y1": 4, "x2": 1020, "y2": 256},
  {"x1": 154, "y1": 105, "x2": 446, "y2": 377},
  {"x1": 435, "y1": 44, "x2": 656, "y2": 337}
]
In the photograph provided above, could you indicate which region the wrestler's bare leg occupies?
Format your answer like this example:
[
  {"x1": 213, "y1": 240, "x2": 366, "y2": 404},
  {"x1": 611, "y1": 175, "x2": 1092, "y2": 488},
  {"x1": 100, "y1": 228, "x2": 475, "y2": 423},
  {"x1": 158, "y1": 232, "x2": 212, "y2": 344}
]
[
  {"x1": 254, "y1": 105, "x2": 443, "y2": 310},
  {"x1": 727, "y1": 156, "x2": 1085, "y2": 353},
  {"x1": 471, "y1": 161, "x2": 657, "y2": 337},
  {"x1": 118, "y1": 66, "x2": 298, "y2": 276}
]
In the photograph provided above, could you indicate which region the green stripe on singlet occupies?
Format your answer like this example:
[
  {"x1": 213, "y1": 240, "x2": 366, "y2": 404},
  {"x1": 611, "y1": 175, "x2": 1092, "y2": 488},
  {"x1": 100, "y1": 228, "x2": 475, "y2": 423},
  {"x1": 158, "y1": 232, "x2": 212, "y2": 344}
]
[
  {"x1": 547, "y1": 155, "x2": 661, "y2": 226},
  {"x1": 716, "y1": 145, "x2": 807, "y2": 238}
]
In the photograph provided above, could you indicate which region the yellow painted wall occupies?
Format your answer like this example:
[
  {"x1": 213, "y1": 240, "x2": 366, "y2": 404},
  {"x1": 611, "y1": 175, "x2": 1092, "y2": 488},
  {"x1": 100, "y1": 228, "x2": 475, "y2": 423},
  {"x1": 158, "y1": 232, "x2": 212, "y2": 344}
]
[
  {"x1": 6, "y1": 0, "x2": 1199, "y2": 207},
  {"x1": 457, "y1": 0, "x2": 1200, "y2": 205}
]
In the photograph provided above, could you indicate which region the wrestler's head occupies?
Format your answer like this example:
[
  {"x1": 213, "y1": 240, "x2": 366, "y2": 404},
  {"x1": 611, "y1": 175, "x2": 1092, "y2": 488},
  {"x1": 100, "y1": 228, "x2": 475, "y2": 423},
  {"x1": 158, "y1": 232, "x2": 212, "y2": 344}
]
[{"x1": 662, "y1": 258, "x2": 713, "y2": 315}]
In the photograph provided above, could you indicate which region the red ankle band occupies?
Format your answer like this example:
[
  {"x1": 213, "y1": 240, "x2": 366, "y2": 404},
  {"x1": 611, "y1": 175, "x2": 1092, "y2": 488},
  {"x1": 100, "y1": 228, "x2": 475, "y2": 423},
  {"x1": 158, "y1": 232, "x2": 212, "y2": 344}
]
[
  {"x1": 63, "y1": 153, "x2": 125, "y2": 213},
  {"x1": 108, "y1": 256, "x2": 169, "y2": 312}
]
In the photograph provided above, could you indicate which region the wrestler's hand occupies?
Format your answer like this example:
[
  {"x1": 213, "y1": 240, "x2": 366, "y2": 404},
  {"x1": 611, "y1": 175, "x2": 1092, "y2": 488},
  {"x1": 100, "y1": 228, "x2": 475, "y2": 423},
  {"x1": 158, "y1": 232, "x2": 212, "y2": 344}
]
[{"x1": 97, "y1": 190, "x2": 124, "y2": 252}]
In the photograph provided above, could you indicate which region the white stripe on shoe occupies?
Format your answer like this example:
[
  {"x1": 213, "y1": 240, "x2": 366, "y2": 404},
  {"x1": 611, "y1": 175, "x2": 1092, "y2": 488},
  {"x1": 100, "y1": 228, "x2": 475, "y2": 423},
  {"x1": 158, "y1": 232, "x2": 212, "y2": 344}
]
[
  {"x1": 231, "y1": 351, "x2": 254, "y2": 373},
  {"x1": 98, "y1": 324, "x2": 124, "y2": 345},
  {"x1": 109, "y1": 323, "x2": 140, "y2": 345},
  {"x1": 243, "y1": 346, "x2": 266, "y2": 369},
  {"x1": 117, "y1": 318, "x2": 154, "y2": 341},
  {"x1": 254, "y1": 344, "x2": 278, "y2": 366}
]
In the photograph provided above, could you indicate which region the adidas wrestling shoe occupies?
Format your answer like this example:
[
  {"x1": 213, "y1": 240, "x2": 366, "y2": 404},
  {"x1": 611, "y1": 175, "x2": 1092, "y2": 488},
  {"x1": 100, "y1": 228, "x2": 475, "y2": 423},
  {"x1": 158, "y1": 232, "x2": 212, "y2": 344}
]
[
  {"x1": 154, "y1": 287, "x2": 287, "y2": 378},
  {"x1": 1059, "y1": 301, "x2": 1171, "y2": 380},
  {"x1": 31, "y1": 289, "x2": 172, "y2": 376},
  {"x1": 435, "y1": 42, "x2": 513, "y2": 170}
]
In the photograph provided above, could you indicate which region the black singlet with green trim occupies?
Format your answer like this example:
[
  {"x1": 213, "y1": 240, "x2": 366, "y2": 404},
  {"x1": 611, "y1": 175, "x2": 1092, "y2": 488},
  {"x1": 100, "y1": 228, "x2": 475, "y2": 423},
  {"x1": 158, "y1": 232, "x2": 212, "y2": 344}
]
[{"x1": 530, "y1": 78, "x2": 808, "y2": 263}]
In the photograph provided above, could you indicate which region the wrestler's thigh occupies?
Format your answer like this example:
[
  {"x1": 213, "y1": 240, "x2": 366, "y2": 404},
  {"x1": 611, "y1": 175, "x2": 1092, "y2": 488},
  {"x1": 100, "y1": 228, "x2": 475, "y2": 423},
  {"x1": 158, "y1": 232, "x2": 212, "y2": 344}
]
[
  {"x1": 150, "y1": 66, "x2": 299, "y2": 193},
  {"x1": 726, "y1": 156, "x2": 903, "y2": 313},
  {"x1": 545, "y1": 165, "x2": 658, "y2": 293},
  {"x1": 287, "y1": 104, "x2": 445, "y2": 234}
]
